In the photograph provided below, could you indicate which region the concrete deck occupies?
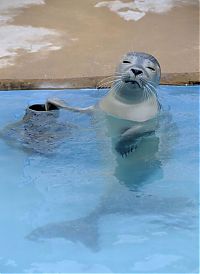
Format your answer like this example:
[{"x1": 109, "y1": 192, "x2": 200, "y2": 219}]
[{"x1": 0, "y1": 0, "x2": 199, "y2": 89}]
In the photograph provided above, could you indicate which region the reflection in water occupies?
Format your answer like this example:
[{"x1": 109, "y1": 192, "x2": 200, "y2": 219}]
[
  {"x1": 114, "y1": 133, "x2": 162, "y2": 190},
  {"x1": 27, "y1": 111, "x2": 183, "y2": 252}
]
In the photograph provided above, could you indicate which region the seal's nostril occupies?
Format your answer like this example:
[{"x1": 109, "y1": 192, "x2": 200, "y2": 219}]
[{"x1": 131, "y1": 69, "x2": 143, "y2": 76}]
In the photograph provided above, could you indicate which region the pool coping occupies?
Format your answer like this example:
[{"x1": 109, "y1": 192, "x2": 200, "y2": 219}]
[{"x1": 0, "y1": 72, "x2": 199, "y2": 90}]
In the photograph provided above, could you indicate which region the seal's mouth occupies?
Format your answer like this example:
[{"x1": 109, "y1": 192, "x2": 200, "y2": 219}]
[
  {"x1": 125, "y1": 80, "x2": 137, "y2": 84},
  {"x1": 124, "y1": 80, "x2": 142, "y2": 88}
]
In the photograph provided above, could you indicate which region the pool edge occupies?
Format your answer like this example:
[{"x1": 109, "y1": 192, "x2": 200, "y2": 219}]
[{"x1": 0, "y1": 72, "x2": 199, "y2": 90}]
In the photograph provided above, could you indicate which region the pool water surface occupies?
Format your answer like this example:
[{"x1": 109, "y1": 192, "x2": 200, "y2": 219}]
[{"x1": 0, "y1": 86, "x2": 199, "y2": 273}]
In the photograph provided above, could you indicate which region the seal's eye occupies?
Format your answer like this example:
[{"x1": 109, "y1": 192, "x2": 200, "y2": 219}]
[
  {"x1": 147, "y1": 66, "x2": 155, "y2": 71},
  {"x1": 123, "y1": 60, "x2": 131, "y2": 64}
]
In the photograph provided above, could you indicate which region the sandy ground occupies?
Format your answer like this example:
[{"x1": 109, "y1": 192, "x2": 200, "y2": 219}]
[{"x1": 0, "y1": 0, "x2": 199, "y2": 81}]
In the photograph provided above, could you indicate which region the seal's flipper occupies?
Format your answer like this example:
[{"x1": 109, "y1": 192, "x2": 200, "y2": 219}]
[
  {"x1": 27, "y1": 215, "x2": 99, "y2": 251},
  {"x1": 46, "y1": 98, "x2": 94, "y2": 114},
  {"x1": 115, "y1": 136, "x2": 140, "y2": 157},
  {"x1": 115, "y1": 125, "x2": 155, "y2": 157}
]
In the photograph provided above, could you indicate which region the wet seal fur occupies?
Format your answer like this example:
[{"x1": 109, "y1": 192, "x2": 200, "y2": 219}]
[
  {"x1": 47, "y1": 52, "x2": 161, "y2": 157},
  {"x1": 27, "y1": 53, "x2": 182, "y2": 249}
]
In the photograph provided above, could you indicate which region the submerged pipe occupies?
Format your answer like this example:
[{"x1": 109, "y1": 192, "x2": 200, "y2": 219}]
[
  {"x1": 0, "y1": 100, "x2": 65, "y2": 154},
  {"x1": 23, "y1": 102, "x2": 60, "y2": 123}
]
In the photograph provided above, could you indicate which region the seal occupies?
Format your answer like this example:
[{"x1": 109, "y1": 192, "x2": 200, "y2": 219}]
[
  {"x1": 27, "y1": 54, "x2": 182, "y2": 248},
  {"x1": 47, "y1": 52, "x2": 161, "y2": 157}
]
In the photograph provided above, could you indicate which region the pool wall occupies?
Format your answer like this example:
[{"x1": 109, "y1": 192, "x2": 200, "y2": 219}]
[{"x1": 0, "y1": 72, "x2": 199, "y2": 91}]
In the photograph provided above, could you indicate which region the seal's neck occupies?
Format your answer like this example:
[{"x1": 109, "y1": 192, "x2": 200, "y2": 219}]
[{"x1": 113, "y1": 85, "x2": 150, "y2": 104}]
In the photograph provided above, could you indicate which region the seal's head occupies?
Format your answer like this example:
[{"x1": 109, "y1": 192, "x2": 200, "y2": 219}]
[{"x1": 113, "y1": 52, "x2": 161, "y2": 103}]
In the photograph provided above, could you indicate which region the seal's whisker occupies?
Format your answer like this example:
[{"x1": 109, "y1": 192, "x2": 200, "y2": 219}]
[
  {"x1": 98, "y1": 77, "x2": 121, "y2": 85},
  {"x1": 116, "y1": 81, "x2": 124, "y2": 92},
  {"x1": 109, "y1": 80, "x2": 122, "y2": 93},
  {"x1": 143, "y1": 79, "x2": 157, "y2": 91},
  {"x1": 144, "y1": 82, "x2": 153, "y2": 94},
  {"x1": 147, "y1": 78, "x2": 158, "y2": 86},
  {"x1": 139, "y1": 79, "x2": 147, "y2": 100},
  {"x1": 143, "y1": 86, "x2": 149, "y2": 101},
  {"x1": 97, "y1": 79, "x2": 121, "y2": 89},
  {"x1": 145, "y1": 81, "x2": 157, "y2": 96},
  {"x1": 97, "y1": 81, "x2": 116, "y2": 87},
  {"x1": 97, "y1": 76, "x2": 122, "y2": 87},
  {"x1": 142, "y1": 79, "x2": 157, "y2": 95},
  {"x1": 139, "y1": 79, "x2": 148, "y2": 100},
  {"x1": 144, "y1": 86, "x2": 151, "y2": 101},
  {"x1": 112, "y1": 81, "x2": 121, "y2": 89},
  {"x1": 98, "y1": 79, "x2": 120, "y2": 85},
  {"x1": 117, "y1": 81, "x2": 123, "y2": 90},
  {"x1": 145, "y1": 84, "x2": 157, "y2": 106},
  {"x1": 140, "y1": 79, "x2": 154, "y2": 102},
  {"x1": 146, "y1": 81, "x2": 156, "y2": 91},
  {"x1": 98, "y1": 82, "x2": 121, "y2": 91},
  {"x1": 99, "y1": 75, "x2": 121, "y2": 81},
  {"x1": 146, "y1": 85, "x2": 153, "y2": 99}
]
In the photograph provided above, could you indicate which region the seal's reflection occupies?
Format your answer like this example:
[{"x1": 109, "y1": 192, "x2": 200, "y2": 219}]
[
  {"x1": 26, "y1": 119, "x2": 183, "y2": 252},
  {"x1": 114, "y1": 132, "x2": 163, "y2": 190}
]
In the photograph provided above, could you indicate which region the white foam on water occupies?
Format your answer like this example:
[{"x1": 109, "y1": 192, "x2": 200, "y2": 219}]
[
  {"x1": 95, "y1": 0, "x2": 193, "y2": 21},
  {"x1": 0, "y1": 0, "x2": 63, "y2": 69}
]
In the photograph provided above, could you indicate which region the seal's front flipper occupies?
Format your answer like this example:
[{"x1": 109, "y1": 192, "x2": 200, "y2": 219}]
[
  {"x1": 46, "y1": 98, "x2": 94, "y2": 114},
  {"x1": 115, "y1": 136, "x2": 140, "y2": 157},
  {"x1": 115, "y1": 125, "x2": 155, "y2": 157}
]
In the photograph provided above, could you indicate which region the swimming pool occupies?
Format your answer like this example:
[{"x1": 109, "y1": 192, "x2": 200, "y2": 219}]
[{"x1": 0, "y1": 85, "x2": 199, "y2": 273}]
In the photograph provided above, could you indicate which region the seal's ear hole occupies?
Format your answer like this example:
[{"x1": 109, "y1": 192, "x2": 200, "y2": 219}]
[{"x1": 29, "y1": 104, "x2": 59, "y2": 111}]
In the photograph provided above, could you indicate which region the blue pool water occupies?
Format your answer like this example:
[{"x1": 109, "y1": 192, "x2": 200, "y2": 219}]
[{"x1": 0, "y1": 86, "x2": 199, "y2": 273}]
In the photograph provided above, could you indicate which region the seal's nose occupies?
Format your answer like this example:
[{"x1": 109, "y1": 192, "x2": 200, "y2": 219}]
[{"x1": 131, "y1": 68, "x2": 143, "y2": 76}]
